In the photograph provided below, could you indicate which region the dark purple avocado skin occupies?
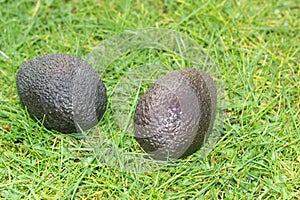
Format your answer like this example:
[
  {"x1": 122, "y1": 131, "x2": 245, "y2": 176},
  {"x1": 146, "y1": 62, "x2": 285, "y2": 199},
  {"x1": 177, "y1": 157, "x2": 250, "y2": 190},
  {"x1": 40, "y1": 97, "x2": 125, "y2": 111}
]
[
  {"x1": 134, "y1": 68, "x2": 217, "y2": 160},
  {"x1": 16, "y1": 54, "x2": 106, "y2": 133}
]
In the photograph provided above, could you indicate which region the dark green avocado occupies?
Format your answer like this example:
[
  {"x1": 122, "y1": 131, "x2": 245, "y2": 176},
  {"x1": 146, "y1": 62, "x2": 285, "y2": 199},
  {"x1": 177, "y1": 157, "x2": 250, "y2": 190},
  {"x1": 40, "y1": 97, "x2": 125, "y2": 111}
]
[
  {"x1": 16, "y1": 54, "x2": 106, "y2": 133},
  {"x1": 133, "y1": 68, "x2": 217, "y2": 160}
]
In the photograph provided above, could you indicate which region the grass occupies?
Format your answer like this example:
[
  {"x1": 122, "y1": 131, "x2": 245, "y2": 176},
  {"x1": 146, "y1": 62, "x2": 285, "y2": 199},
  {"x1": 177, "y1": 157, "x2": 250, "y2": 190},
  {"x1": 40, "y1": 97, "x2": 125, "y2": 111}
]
[{"x1": 0, "y1": 0, "x2": 299, "y2": 199}]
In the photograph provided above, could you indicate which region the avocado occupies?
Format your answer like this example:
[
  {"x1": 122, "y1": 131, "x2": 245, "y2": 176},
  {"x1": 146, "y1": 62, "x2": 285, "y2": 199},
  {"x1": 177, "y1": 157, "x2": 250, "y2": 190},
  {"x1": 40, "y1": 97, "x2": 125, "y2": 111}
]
[
  {"x1": 16, "y1": 54, "x2": 106, "y2": 133},
  {"x1": 133, "y1": 68, "x2": 217, "y2": 160}
]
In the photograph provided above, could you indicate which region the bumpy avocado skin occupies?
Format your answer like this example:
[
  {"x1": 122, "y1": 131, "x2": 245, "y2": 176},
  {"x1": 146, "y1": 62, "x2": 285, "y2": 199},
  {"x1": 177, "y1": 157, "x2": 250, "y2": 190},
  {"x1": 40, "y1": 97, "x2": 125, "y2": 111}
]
[
  {"x1": 134, "y1": 68, "x2": 217, "y2": 160},
  {"x1": 16, "y1": 54, "x2": 106, "y2": 133}
]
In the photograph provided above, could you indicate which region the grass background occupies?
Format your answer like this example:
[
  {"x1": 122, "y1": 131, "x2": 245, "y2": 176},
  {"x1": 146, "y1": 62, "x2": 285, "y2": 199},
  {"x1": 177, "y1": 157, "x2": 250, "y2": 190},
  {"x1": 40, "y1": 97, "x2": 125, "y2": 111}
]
[{"x1": 0, "y1": 0, "x2": 299, "y2": 199}]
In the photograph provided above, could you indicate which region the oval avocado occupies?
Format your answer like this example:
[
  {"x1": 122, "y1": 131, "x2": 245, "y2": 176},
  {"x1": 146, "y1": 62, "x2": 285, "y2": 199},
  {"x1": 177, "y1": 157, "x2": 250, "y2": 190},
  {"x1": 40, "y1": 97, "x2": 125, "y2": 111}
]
[
  {"x1": 133, "y1": 68, "x2": 217, "y2": 160},
  {"x1": 16, "y1": 54, "x2": 106, "y2": 133}
]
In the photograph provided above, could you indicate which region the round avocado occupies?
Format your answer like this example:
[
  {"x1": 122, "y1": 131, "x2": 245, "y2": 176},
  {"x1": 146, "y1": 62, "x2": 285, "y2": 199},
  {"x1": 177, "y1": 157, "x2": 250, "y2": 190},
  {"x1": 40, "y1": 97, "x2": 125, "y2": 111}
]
[
  {"x1": 133, "y1": 68, "x2": 217, "y2": 160},
  {"x1": 16, "y1": 54, "x2": 107, "y2": 133}
]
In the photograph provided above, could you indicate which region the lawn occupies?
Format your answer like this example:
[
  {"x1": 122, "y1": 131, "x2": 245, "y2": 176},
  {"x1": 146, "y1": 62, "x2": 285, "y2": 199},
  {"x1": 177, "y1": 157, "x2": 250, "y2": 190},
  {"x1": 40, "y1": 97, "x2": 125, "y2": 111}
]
[{"x1": 0, "y1": 0, "x2": 299, "y2": 199}]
